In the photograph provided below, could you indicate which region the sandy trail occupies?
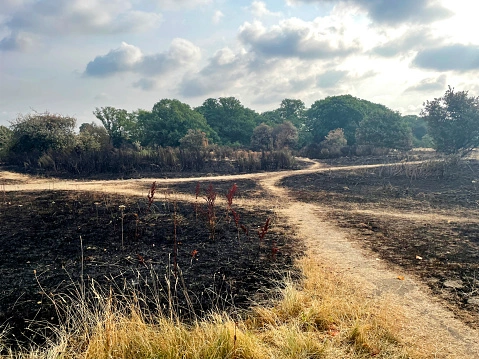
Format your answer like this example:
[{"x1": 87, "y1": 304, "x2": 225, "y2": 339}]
[
  {"x1": 259, "y1": 162, "x2": 479, "y2": 358},
  {"x1": 2, "y1": 159, "x2": 479, "y2": 357}
]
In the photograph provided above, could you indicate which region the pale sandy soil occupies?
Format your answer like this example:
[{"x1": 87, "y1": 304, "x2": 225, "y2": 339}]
[{"x1": 2, "y1": 159, "x2": 479, "y2": 358}]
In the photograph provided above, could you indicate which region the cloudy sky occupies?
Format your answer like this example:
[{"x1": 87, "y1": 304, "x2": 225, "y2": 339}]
[{"x1": 1, "y1": 0, "x2": 478, "y2": 127}]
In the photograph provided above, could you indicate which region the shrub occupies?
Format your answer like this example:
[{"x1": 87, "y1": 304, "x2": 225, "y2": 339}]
[
  {"x1": 179, "y1": 129, "x2": 209, "y2": 151},
  {"x1": 9, "y1": 112, "x2": 76, "y2": 156},
  {"x1": 320, "y1": 128, "x2": 347, "y2": 157},
  {"x1": 251, "y1": 124, "x2": 273, "y2": 151}
]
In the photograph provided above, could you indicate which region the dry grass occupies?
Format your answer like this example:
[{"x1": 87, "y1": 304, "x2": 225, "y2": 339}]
[{"x1": 0, "y1": 252, "x2": 417, "y2": 359}]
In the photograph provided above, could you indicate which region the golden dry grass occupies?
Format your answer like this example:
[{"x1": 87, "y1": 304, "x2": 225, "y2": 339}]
[{"x1": 1, "y1": 252, "x2": 416, "y2": 359}]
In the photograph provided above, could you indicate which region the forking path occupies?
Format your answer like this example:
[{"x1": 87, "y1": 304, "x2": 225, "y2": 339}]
[{"x1": 2, "y1": 158, "x2": 479, "y2": 357}]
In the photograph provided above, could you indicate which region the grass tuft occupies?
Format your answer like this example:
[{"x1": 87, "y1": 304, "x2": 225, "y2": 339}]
[{"x1": 1, "y1": 253, "x2": 415, "y2": 359}]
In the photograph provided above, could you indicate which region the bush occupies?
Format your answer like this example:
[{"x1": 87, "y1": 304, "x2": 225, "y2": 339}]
[
  {"x1": 179, "y1": 129, "x2": 209, "y2": 151},
  {"x1": 320, "y1": 128, "x2": 347, "y2": 157},
  {"x1": 8, "y1": 112, "x2": 76, "y2": 164},
  {"x1": 251, "y1": 124, "x2": 273, "y2": 151}
]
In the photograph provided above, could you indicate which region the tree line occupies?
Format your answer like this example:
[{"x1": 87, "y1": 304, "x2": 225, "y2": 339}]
[{"x1": 0, "y1": 87, "x2": 477, "y2": 175}]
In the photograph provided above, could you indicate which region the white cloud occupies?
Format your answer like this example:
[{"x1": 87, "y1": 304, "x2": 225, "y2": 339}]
[
  {"x1": 212, "y1": 10, "x2": 224, "y2": 24},
  {"x1": 0, "y1": 0, "x2": 162, "y2": 47},
  {"x1": 0, "y1": 31, "x2": 34, "y2": 51},
  {"x1": 371, "y1": 27, "x2": 436, "y2": 58},
  {"x1": 286, "y1": 0, "x2": 451, "y2": 25},
  {"x1": 238, "y1": 18, "x2": 361, "y2": 59},
  {"x1": 133, "y1": 78, "x2": 157, "y2": 91},
  {"x1": 413, "y1": 44, "x2": 479, "y2": 72},
  {"x1": 146, "y1": 0, "x2": 212, "y2": 10},
  {"x1": 249, "y1": 1, "x2": 281, "y2": 18},
  {"x1": 84, "y1": 38, "x2": 201, "y2": 78},
  {"x1": 405, "y1": 74, "x2": 447, "y2": 92},
  {"x1": 179, "y1": 47, "x2": 251, "y2": 97},
  {"x1": 85, "y1": 42, "x2": 143, "y2": 77}
]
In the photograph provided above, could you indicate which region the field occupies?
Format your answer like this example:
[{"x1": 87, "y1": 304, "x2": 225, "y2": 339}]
[
  {"x1": 281, "y1": 158, "x2": 479, "y2": 328},
  {"x1": 1, "y1": 155, "x2": 479, "y2": 358},
  {"x1": 0, "y1": 180, "x2": 299, "y2": 347}
]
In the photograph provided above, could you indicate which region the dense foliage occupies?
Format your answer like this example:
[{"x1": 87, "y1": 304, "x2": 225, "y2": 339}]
[
  {"x1": 138, "y1": 99, "x2": 217, "y2": 147},
  {"x1": 4, "y1": 87, "x2": 478, "y2": 173},
  {"x1": 421, "y1": 87, "x2": 479, "y2": 155},
  {"x1": 195, "y1": 97, "x2": 260, "y2": 146},
  {"x1": 356, "y1": 111, "x2": 413, "y2": 150},
  {"x1": 305, "y1": 95, "x2": 392, "y2": 145}
]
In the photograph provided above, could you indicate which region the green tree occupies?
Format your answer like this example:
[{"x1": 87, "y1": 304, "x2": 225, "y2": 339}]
[
  {"x1": 305, "y1": 95, "x2": 391, "y2": 145},
  {"x1": 76, "y1": 122, "x2": 111, "y2": 151},
  {"x1": 0, "y1": 125, "x2": 13, "y2": 160},
  {"x1": 356, "y1": 111, "x2": 413, "y2": 150},
  {"x1": 403, "y1": 115, "x2": 429, "y2": 147},
  {"x1": 251, "y1": 123, "x2": 273, "y2": 151},
  {"x1": 196, "y1": 97, "x2": 260, "y2": 146},
  {"x1": 10, "y1": 112, "x2": 76, "y2": 154},
  {"x1": 138, "y1": 99, "x2": 217, "y2": 147},
  {"x1": 259, "y1": 110, "x2": 282, "y2": 126},
  {"x1": 93, "y1": 107, "x2": 138, "y2": 148},
  {"x1": 421, "y1": 87, "x2": 479, "y2": 154},
  {"x1": 277, "y1": 99, "x2": 306, "y2": 128}
]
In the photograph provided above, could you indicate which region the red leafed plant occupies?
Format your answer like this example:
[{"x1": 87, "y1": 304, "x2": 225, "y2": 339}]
[
  {"x1": 231, "y1": 208, "x2": 241, "y2": 239},
  {"x1": 147, "y1": 181, "x2": 157, "y2": 211},
  {"x1": 205, "y1": 184, "x2": 217, "y2": 240},
  {"x1": 258, "y1": 218, "x2": 270, "y2": 240},
  {"x1": 226, "y1": 183, "x2": 237, "y2": 210}
]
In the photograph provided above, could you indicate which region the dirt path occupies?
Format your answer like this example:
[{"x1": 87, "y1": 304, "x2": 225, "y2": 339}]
[
  {"x1": 2, "y1": 159, "x2": 479, "y2": 357},
  {"x1": 258, "y1": 162, "x2": 479, "y2": 358}
]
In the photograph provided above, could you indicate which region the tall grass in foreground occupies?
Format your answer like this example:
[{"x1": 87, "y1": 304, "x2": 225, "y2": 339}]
[{"x1": 1, "y1": 254, "x2": 416, "y2": 359}]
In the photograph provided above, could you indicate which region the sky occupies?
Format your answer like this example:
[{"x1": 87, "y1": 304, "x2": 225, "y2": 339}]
[{"x1": 1, "y1": 0, "x2": 479, "y2": 127}]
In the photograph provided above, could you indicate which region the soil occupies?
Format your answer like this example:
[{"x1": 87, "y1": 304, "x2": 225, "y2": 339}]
[
  {"x1": 281, "y1": 159, "x2": 479, "y2": 328},
  {"x1": 0, "y1": 188, "x2": 301, "y2": 347}
]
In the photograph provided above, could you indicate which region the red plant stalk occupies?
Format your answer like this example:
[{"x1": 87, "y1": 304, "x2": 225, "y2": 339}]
[
  {"x1": 271, "y1": 242, "x2": 279, "y2": 261},
  {"x1": 231, "y1": 209, "x2": 241, "y2": 240},
  {"x1": 258, "y1": 218, "x2": 270, "y2": 240},
  {"x1": 257, "y1": 218, "x2": 270, "y2": 251},
  {"x1": 226, "y1": 183, "x2": 237, "y2": 210},
  {"x1": 225, "y1": 183, "x2": 238, "y2": 223},
  {"x1": 205, "y1": 184, "x2": 217, "y2": 240},
  {"x1": 240, "y1": 224, "x2": 249, "y2": 239},
  {"x1": 195, "y1": 182, "x2": 201, "y2": 199},
  {"x1": 147, "y1": 181, "x2": 157, "y2": 211}
]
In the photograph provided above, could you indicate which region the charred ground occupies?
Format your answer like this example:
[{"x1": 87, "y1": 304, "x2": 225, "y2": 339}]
[
  {"x1": 0, "y1": 183, "x2": 301, "y2": 347},
  {"x1": 281, "y1": 158, "x2": 479, "y2": 328}
]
